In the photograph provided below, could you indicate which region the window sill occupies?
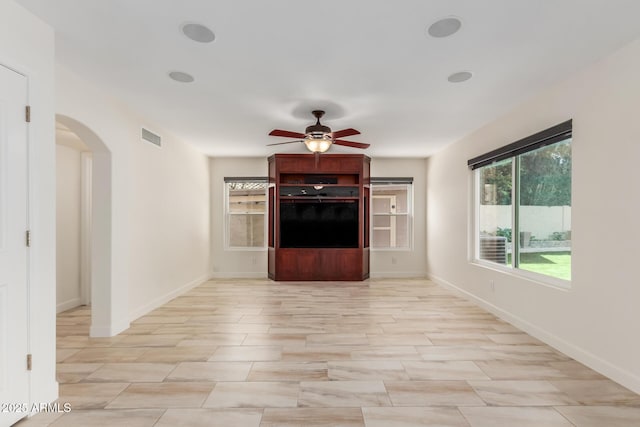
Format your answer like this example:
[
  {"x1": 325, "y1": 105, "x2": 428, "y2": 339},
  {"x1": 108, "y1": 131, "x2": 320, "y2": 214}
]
[{"x1": 471, "y1": 259, "x2": 571, "y2": 291}]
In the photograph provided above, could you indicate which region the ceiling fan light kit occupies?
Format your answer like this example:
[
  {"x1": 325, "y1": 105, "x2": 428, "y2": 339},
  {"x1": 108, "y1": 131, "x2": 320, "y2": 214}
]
[
  {"x1": 304, "y1": 136, "x2": 333, "y2": 153},
  {"x1": 268, "y1": 110, "x2": 370, "y2": 153},
  {"x1": 303, "y1": 110, "x2": 333, "y2": 153}
]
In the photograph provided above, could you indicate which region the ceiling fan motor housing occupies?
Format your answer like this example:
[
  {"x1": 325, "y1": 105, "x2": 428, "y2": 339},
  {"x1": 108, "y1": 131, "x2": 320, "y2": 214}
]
[
  {"x1": 306, "y1": 110, "x2": 332, "y2": 136},
  {"x1": 306, "y1": 130, "x2": 331, "y2": 139}
]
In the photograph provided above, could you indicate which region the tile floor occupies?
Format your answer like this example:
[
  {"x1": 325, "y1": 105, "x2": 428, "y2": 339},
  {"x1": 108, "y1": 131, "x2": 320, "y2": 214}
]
[{"x1": 16, "y1": 278, "x2": 640, "y2": 426}]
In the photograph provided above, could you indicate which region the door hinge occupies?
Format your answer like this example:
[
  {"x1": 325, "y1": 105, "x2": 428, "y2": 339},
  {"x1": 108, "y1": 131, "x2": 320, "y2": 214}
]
[
  {"x1": 25, "y1": 105, "x2": 31, "y2": 123},
  {"x1": 27, "y1": 354, "x2": 32, "y2": 371},
  {"x1": 26, "y1": 230, "x2": 31, "y2": 247}
]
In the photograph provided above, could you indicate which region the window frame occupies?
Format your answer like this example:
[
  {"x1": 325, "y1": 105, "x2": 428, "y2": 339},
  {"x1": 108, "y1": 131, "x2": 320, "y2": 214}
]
[
  {"x1": 470, "y1": 122, "x2": 572, "y2": 288},
  {"x1": 224, "y1": 177, "x2": 268, "y2": 251},
  {"x1": 370, "y1": 178, "x2": 414, "y2": 251}
]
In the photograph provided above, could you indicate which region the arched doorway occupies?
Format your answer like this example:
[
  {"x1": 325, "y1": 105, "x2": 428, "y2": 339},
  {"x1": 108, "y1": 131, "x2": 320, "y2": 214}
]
[
  {"x1": 56, "y1": 114, "x2": 114, "y2": 337},
  {"x1": 56, "y1": 121, "x2": 91, "y2": 311}
]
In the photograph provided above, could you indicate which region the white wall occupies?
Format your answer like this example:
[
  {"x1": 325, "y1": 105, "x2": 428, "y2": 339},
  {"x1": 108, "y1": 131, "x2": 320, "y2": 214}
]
[
  {"x1": 56, "y1": 65, "x2": 211, "y2": 332},
  {"x1": 56, "y1": 144, "x2": 82, "y2": 312},
  {"x1": 426, "y1": 37, "x2": 640, "y2": 393},
  {"x1": 127, "y1": 121, "x2": 211, "y2": 320},
  {"x1": 1, "y1": 0, "x2": 57, "y2": 409},
  {"x1": 209, "y1": 156, "x2": 428, "y2": 278}
]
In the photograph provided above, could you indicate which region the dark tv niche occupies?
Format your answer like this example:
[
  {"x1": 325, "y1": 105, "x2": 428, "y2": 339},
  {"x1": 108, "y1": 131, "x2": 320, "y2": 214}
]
[
  {"x1": 304, "y1": 176, "x2": 338, "y2": 184},
  {"x1": 280, "y1": 201, "x2": 359, "y2": 248}
]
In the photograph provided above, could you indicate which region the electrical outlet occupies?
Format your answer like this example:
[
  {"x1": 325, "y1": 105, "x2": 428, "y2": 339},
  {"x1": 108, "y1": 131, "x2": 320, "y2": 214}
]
[
  {"x1": 252, "y1": 256, "x2": 257, "y2": 265},
  {"x1": 391, "y1": 257, "x2": 397, "y2": 265},
  {"x1": 490, "y1": 280, "x2": 495, "y2": 292}
]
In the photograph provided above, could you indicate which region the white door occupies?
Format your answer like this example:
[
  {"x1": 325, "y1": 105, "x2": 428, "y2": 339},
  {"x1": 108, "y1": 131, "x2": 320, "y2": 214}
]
[{"x1": 0, "y1": 65, "x2": 30, "y2": 426}]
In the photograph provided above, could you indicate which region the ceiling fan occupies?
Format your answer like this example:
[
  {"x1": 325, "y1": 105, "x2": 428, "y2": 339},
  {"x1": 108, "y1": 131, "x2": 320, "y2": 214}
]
[{"x1": 267, "y1": 110, "x2": 370, "y2": 153}]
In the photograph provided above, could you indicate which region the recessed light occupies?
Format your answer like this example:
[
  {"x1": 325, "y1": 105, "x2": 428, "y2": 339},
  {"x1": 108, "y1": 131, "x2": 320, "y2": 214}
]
[
  {"x1": 427, "y1": 17, "x2": 462, "y2": 38},
  {"x1": 168, "y1": 71, "x2": 195, "y2": 83},
  {"x1": 181, "y1": 23, "x2": 215, "y2": 43},
  {"x1": 448, "y1": 71, "x2": 473, "y2": 83}
]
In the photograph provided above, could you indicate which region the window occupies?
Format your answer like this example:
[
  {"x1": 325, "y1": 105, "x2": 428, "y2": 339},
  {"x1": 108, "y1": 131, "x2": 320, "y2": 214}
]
[
  {"x1": 224, "y1": 177, "x2": 267, "y2": 249},
  {"x1": 469, "y1": 121, "x2": 572, "y2": 283},
  {"x1": 371, "y1": 178, "x2": 413, "y2": 249},
  {"x1": 478, "y1": 159, "x2": 512, "y2": 265}
]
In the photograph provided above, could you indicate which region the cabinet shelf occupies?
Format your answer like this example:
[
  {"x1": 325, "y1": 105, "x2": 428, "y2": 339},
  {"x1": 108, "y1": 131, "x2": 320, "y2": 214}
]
[
  {"x1": 279, "y1": 197, "x2": 359, "y2": 201},
  {"x1": 280, "y1": 173, "x2": 359, "y2": 185},
  {"x1": 280, "y1": 183, "x2": 355, "y2": 187},
  {"x1": 279, "y1": 185, "x2": 359, "y2": 198}
]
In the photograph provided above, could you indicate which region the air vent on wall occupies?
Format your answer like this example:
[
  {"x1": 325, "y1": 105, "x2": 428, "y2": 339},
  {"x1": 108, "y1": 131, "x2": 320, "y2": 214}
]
[{"x1": 141, "y1": 128, "x2": 162, "y2": 147}]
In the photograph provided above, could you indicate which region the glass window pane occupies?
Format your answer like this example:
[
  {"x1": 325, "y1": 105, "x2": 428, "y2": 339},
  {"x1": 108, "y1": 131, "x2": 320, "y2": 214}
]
[
  {"x1": 372, "y1": 228, "x2": 391, "y2": 248},
  {"x1": 372, "y1": 185, "x2": 408, "y2": 213},
  {"x1": 478, "y1": 159, "x2": 512, "y2": 265},
  {"x1": 229, "y1": 197, "x2": 265, "y2": 213},
  {"x1": 228, "y1": 183, "x2": 267, "y2": 213},
  {"x1": 372, "y1": 197, "x2": 392, "y2": 214},
  {"x1": 517, "y1": 139, "x2": 571, "y2": 280},
  {"x1": 371, "y1": 183, "x2": 412, "y2": 249},
  {"x1": 373, "y1": 216, "x2": 391, "y2": 228},
  {"x1": 226, "y1": 181, "x2": 267, "y2": 248},
  {"x1": 394, "y1": 215, "x2": 409, "y2": 248},
  {"x1": 229, "y1": 214, "x2": 265, "y2": 247}
]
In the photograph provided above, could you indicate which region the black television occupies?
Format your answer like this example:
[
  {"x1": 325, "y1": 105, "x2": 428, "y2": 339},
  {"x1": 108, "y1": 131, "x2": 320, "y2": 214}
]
[{"x1": 279, "y1": 201, "x2": 359, "y2": 248}]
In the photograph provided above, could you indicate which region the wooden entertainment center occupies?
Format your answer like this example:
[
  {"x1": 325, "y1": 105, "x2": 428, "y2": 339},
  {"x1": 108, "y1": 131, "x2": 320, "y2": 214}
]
[{"x1": 267, "y1": 154, "x2": 370, "y2": 281}]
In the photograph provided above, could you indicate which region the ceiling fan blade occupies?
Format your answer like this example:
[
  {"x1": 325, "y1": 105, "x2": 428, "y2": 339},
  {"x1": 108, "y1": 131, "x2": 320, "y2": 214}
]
[
  {"x1": 266, "y1": 140, "x2": 303, "y2": 146},
  {"x1": 333, "y1": 139, "x2": 370, "y2": 149},
  {"x1": 269, "y1": 129, "x2": 307, "y2": 139},
  {"x1": 332, "y1": 128, "x2": 360, "y2": 139}
]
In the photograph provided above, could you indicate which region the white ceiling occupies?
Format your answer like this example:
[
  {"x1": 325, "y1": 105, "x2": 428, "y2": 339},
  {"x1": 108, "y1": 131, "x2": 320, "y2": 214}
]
[{"x1": 16, "y1": 0, "x2": 640, "y2": 157}]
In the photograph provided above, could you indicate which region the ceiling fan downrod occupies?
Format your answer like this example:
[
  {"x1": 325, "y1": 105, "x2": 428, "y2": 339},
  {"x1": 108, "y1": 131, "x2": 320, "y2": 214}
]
[{"x1": 306, "y1": 110, "x2": 331, "y2": 135}]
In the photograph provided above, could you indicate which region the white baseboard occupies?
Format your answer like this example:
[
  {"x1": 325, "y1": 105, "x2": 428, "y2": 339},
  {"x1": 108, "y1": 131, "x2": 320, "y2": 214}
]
[
  {"x1": 56, "y1": 297, "x2": 82, "y2": 314},
  {"x1": 129, "y1": 273, "x2": 211, "y2": 323},
  {"x1": 369, "y1": 271, "x2": 428, "y2": 279},
  {"x1": 427, "y1": 272, "x2": 640, "y2": 395},
  {"x1": 89, "y1": 325, "x2": 114, "y2": 338},
  {"x1": 210, "y1": 272, "x2": 268, "y2": 279},
  {"x1": 90, "y1": 318, "x2": 129, "y2": 338}
]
